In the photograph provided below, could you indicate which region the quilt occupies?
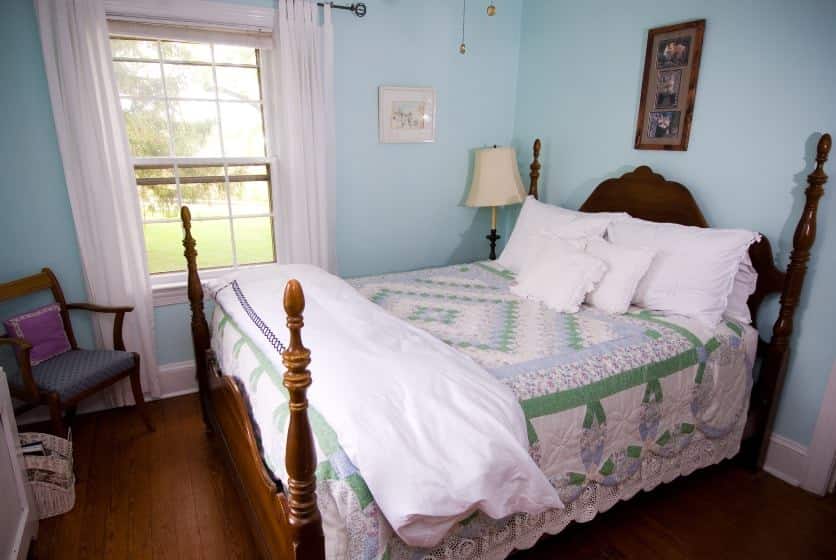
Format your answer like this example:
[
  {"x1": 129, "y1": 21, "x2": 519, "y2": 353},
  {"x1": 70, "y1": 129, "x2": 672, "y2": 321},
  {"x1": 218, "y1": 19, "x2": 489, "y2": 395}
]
[{"x1": 210, "y1": 261, "x2": 756, "y2": 559}]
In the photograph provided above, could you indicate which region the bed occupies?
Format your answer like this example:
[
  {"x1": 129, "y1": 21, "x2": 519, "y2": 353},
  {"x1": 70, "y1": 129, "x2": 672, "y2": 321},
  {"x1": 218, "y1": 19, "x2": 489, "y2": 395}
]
[{"x1": 179, "y1": 134, "x2": 831, "y2": 559}]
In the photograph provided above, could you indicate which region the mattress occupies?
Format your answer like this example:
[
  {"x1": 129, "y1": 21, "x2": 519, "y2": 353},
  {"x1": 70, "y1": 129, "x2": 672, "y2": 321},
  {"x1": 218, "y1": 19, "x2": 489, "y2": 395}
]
[{"x1": 209, "y1": 261, "x2": 756, "y2": 560}]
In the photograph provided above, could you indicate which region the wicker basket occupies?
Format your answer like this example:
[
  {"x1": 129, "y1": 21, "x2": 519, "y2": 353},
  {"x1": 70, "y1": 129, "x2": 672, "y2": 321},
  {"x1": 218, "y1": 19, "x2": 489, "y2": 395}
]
[{"x1": 19, "y1": 431, "x2": 75, "y2": 519}]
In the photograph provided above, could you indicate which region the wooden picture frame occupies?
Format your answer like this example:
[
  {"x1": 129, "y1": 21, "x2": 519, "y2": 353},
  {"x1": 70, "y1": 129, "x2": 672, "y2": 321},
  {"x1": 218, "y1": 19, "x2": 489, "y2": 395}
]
[
  {"x1": 635, "y1": 19, "x2": 705, "y2": 151},
  {"x1": 378, "y1": 86, "x2": 437, "y2": 143}
]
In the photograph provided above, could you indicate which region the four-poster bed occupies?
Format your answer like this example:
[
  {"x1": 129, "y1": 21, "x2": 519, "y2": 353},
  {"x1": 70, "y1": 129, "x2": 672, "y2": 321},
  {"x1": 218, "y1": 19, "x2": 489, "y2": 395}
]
[{"x1": 180, "y1": 133, "x2": 831, "y2": 559}]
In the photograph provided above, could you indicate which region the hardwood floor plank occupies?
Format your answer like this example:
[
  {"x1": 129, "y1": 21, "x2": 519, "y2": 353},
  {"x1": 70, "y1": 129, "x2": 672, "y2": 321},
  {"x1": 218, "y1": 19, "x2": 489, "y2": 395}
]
[
  {"x1": 103, "y1": 404, "x2": 133, "y2": 559},
  {"x1": 30, "y1": 394, "x2": 836, "y2": 560},
  {"x1": 161, "y1": 397, "x2": 203, "y2": 560},
  {"x1": 149, "y1": 401, "x2": 181, "y2": 560},
  {"x1": 127, "y1": 404, "x2": 154, "y2": 558}
]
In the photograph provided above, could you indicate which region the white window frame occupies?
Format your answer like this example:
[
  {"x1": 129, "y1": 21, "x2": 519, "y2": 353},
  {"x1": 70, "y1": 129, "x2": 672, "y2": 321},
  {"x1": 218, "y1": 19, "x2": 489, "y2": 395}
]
[{"x1": 109, "y1": 30, "x2": 281, "y2": 305}]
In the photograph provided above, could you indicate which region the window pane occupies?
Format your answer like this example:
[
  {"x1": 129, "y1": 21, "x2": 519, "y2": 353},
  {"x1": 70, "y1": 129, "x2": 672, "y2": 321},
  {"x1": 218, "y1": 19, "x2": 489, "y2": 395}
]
[
  {"x1": 143, "y1": 222, "x2": 185, "y2": 274},
  {"x1": 181, "y1": 182, "x2": 229, "y2": 218},
  {"x1": 160, "y1": 41, "x2": 212, "y2": 63},
  {"x1": 164, "y1": 63, "x2": 216, "y2": 100},
  {"x1": 213, "y1": 45, "x2": 256, "y2": 65},
  {"x1": 169, "y1": 101, "x2": 221, "y2": 156},
  {"x1": 139, "y1": 185, "x2": 178, "y2": 220},
  {"x1": 114, "y1": 61, "x2": 163, "y2": 97},
  {"x1": 192, "y1": 219, "x2": 234, "y2": 268},
  {"x1": 111, "y1": 38, "x2": 159, "y2": 60},
  {"x1": 230, "y1": 181, "x2": 270, "y2": 215},
  {"x1": 219, "y1": 102, "x2": 265, "y2": 157},
  {"x1": 234, "y1": 217, "x2": 274, "y2": 265},
  {"x1": 216, "y1": 67, "x2": 261, "y2": 101},
  {"x1": 121, "y1": 98, "x2": 170, "y2": 157}
]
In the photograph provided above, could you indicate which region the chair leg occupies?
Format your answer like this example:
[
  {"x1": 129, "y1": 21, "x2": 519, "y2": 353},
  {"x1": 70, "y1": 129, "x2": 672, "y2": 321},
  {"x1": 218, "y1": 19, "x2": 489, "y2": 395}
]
[
  {"x1": 129, "y1": 355, "x2": 155, "y2": 432},
  {"x1": 47, "y1": 393, "x2": 67, "y2": 437},
  {"x1": 65, "y1": 405, "x2": 77, "y2": 432}
]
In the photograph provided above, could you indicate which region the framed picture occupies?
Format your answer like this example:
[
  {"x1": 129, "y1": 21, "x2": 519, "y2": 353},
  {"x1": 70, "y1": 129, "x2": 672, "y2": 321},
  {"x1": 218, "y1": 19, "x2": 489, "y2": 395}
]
[
  {"x1": 379, "y1": 86, "x2": 436, "y2": 143},
  {"x1": 634, "y1": 19, "x2": 705, "y2": 151}
]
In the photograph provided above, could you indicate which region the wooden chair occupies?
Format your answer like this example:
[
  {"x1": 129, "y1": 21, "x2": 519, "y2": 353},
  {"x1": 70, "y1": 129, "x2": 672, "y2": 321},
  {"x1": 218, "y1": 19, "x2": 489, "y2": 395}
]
[{"x1": 0, "y1": 268, "x2": 153, "y2": 436}]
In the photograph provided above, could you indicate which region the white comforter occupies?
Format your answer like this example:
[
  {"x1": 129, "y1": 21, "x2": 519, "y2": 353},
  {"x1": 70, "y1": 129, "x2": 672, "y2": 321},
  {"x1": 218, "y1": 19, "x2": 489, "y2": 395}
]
[{"x1": 208, "y1": 264, "x2": 562, "y2": 547}]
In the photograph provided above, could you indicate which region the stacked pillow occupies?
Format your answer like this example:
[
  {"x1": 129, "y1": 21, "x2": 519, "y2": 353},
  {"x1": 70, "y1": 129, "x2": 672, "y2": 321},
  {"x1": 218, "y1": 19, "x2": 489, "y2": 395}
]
[
  {"x1": 498, "y1": 196, "x2": 627, "y2": 271},
  {"x1": 606, "y1": 218, "x2": 760, "y2": 327},
  {"x1": 499, "y1": 196, "x2": 760, "y2": 328}
]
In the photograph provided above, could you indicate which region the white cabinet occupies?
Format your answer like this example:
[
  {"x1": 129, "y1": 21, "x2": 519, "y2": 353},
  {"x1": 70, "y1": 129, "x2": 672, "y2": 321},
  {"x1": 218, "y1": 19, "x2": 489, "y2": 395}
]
[{"x1": 0, "y1": 368, "x2": 37, "y2": 560}]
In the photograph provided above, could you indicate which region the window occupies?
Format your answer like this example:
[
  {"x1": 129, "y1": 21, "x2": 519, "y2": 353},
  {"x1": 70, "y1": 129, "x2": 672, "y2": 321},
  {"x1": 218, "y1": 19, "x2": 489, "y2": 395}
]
[{"x1": 111, "y1": 37, "x2": 275, "y2": 275}]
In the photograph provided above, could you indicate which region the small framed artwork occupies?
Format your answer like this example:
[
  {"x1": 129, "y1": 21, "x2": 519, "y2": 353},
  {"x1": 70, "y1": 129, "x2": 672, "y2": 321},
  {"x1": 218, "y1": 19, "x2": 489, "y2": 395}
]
[
  {"x1": 379, "y1": 86, "x2": 436, "y2": 143},
  {"x1": 635, "y1": 19, "x2": 705, "y2": 151}
]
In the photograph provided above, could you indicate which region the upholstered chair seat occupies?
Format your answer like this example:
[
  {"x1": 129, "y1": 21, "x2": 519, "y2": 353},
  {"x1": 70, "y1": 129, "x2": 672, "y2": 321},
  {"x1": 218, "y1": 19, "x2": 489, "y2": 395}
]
[{"x1": 17, "y1": 350, "x2": 137, "y2": 401}]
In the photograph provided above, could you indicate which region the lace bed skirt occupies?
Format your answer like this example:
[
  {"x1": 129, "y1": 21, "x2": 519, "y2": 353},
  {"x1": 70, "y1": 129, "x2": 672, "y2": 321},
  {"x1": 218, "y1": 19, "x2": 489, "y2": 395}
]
[{"x1": 320, "y1": 415, "x2": 745, "y2": 559}]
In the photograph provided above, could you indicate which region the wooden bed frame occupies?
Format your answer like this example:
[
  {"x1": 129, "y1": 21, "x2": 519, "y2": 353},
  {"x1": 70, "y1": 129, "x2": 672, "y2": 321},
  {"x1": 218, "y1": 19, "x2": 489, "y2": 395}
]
[{"x1": 180, "y1": 133, "x2": 831, "y2": 559}]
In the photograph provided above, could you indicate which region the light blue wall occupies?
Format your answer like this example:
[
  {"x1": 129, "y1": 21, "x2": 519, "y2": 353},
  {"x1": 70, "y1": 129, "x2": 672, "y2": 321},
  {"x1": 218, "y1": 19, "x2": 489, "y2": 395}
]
[
  {"x1": 512, "y1": 0, "x2": 836, "y2": 445},
  {"x1": 0, "y1": 0, "x2": 94, "y2": 348},
  {"x1": 333, "y1": 0, "x2": 522, "y2": 277}
]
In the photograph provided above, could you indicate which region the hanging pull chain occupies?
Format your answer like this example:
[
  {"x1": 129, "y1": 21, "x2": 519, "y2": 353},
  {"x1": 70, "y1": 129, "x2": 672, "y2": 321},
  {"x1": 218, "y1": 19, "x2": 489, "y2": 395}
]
[{"x1": 459, "y1": 0, "x2": 467, "y2": 54}]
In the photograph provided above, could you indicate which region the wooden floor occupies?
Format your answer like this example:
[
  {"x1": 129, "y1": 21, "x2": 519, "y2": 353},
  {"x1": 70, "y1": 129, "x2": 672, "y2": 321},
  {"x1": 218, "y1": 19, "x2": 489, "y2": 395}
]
[{"x1": 30, "y1": 394, "x2": 836, "y2": 559}]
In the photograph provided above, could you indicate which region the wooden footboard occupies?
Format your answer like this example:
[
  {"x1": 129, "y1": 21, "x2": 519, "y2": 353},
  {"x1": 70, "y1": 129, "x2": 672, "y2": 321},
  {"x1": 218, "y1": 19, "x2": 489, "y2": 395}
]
[{"x1": 181, "y1": 208, "x2": 324, "y2": 560}]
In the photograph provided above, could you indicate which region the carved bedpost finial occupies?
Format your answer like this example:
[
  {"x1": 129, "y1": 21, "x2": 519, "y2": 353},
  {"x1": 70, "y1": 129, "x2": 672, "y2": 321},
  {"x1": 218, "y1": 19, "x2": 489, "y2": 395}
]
[
  {"x1": 282, "y1": 279, "x2": 324, "y2": 556},
  {"x1": 817, "y1": 133, "x2": 832, "y2": 163},
  {"x1": 753, "y1": 132, "x2": 830, "y2": 468},
  {"x1": 529, "y1": 138, "x2": 541, "y2": 199}
]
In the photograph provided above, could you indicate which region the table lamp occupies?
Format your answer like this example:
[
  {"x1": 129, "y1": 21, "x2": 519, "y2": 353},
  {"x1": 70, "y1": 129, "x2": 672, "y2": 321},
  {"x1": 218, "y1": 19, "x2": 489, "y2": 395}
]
[{"x1": 465, "y1": 146, "x2": 527, "y2": 259}]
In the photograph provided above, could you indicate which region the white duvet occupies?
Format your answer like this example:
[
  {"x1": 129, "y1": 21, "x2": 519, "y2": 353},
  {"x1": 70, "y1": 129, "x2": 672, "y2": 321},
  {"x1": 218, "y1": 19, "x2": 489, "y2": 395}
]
[{"x1": 208, "y1": 264, "x2": 562, "y2": 547}]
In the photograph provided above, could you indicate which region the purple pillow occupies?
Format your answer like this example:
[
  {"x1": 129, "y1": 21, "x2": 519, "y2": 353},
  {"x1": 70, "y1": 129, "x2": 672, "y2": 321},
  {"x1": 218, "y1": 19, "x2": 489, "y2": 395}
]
[{"x1": 3, "y1": 303, "x2": 72, "y2": 365}]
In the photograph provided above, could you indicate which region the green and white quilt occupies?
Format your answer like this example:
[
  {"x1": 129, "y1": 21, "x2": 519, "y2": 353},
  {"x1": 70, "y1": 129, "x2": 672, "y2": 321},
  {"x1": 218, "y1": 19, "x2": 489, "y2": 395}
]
[{"x1": 210, "y1": 261, "x2": 756, "y2": 560}]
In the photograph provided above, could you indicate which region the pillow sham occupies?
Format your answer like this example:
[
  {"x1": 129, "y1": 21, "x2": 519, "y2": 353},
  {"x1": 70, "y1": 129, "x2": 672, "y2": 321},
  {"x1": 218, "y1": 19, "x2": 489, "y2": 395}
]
[
  {"x1": 510, "y1": 238, "x2": 607, "y2": 313},
  {"x1": 498, "y1": 196, "x2": 628, "y2": 272},
  {"x1": 584, "y1": 238, "x2": 656, "y2": 314},
  {"x1": 3, "y1": 303, "x2": 71, "y2": 365},
  {"x1": 607, "y1": 217, "x2": 760, "y2": 327},
  {"x1": 725, "y1": 251, "x2": 758, "y2": 324}
]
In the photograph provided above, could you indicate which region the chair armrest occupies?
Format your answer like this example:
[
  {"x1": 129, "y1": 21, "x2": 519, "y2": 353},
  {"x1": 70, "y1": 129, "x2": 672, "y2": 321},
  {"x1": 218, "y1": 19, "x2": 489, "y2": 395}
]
[
  {"x1": 65, "y1": 302, "x2": 133, "y2": 350},
  {"x1": 0, "y1": 337, "x2": 39, "y2": 399}
]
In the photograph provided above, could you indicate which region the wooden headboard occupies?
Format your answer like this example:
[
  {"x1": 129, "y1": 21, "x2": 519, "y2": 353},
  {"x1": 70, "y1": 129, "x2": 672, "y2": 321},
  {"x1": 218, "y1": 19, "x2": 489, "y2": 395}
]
[{"x1": 524, "y1": 134, "x2": 831, "y2": 469}]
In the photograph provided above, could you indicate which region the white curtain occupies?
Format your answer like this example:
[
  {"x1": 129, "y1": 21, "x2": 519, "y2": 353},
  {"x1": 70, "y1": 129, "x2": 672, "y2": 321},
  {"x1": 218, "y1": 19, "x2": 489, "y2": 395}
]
[
  {"x1": 262, "y1": 0, "x2": 337, "y2": 272},
  {"x1": 35, "y1": 0, "x2": 160, "y2": 403}
]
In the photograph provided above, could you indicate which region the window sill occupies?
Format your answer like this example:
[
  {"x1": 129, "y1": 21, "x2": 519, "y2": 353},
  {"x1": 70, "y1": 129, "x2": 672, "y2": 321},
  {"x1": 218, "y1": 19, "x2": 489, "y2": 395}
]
[{"x1": 151, "y1": 262, "x2": 276, "y2": 307}]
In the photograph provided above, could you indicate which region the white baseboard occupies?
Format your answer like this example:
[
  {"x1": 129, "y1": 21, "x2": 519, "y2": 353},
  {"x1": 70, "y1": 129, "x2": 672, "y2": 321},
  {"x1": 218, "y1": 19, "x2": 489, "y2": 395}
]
[
  {"x1": 16, "y1": 361, "x2": 198, "y2": 427},
  {"x1": 763, "y1": 433, "x2": 808, "y2": 487},
  {"x1": 156, "y1": 360, "x2": 199, "y2": 398}
]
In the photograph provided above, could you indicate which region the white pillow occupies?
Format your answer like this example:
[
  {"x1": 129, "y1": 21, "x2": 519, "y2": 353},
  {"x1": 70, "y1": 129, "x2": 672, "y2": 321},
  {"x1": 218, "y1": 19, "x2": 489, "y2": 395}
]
[
  {"x1": 584, "y1": 238, "x2": 656, "y2": 314},
  {"x1": 499, "y1": 196, "x2": 628, "y2": 272},
  {"x1": 725, "y1": 251, "x2": 758, "y2": 324},
  {"x1": 607, "y1": 218, "x2": 760, "y2": 327},
  {"x1": 511, "y1": 238, "x2": 607, "y2": 313}
]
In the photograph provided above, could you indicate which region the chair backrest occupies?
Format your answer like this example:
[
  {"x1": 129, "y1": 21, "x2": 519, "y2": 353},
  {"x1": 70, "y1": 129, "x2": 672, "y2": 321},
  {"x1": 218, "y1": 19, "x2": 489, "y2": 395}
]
[{"x1": 0, "y1": 268, "x2": 78, "y2": 349}]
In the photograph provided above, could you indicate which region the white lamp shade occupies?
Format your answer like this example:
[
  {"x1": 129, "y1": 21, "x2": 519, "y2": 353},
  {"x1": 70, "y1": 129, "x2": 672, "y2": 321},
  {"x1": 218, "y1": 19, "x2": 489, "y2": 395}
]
[{"x1": 465, "y1": 146, "x2": 527, "y2": 207}]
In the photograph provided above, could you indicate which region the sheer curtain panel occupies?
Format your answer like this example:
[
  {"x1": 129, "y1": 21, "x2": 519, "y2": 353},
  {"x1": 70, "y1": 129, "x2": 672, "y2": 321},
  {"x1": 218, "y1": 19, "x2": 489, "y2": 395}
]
[
  {"x1": 35, "y1": 0, "x2": 160, "y2": 404},
  {"x1": 263, "y1": 0, "x2": 337, "y2": 272}
]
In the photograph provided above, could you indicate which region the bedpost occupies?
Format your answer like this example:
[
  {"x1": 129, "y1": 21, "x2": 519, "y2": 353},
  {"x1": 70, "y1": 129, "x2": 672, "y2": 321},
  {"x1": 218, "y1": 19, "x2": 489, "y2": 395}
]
[
  {"x1": 282, "y1": 280, "x2": 325, "y2": 560},
  {"x1": 529, "y1": 138, "x2": 541, "y2": 199},
  {"x1": 749, "y1": 133, "x2": 831, "y2": 468},
  {"x1": 181, "y1": 206, "x2": 213, "y2": 430}
]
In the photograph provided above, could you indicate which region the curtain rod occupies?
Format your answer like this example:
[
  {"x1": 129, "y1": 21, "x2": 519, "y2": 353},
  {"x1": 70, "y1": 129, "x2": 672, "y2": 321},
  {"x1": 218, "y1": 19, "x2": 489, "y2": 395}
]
[{"x1": 317, "y1": 2, "x2": 367, "y2": 17}]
